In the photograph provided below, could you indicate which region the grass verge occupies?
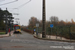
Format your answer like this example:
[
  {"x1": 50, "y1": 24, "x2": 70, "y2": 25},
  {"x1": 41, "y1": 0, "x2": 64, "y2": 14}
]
[{"x1": 0, "y1": 32, "x2": 5, "y2": 35}]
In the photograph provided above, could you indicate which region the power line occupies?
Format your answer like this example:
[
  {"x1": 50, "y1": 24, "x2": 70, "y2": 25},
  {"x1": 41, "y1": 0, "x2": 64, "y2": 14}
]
[
  {"x1": 0, "y1": 0, "x2": 5, "y2": 2},
  {"x1": 0, "y1": 0, "x2": 31, "y2": 15},
  {"x1": 0, "y1": 0, "x2": 18, "y2": 6},
  {"x1": 0, "y1": 0, "x2": 31, "y2": 9},
  {"x1": 17, "y1": 0, "x2": 31, "y2": 9}
]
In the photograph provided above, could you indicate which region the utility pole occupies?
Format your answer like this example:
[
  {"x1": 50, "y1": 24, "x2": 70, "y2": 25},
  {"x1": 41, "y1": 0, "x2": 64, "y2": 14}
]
[
  {"x1": 42, "y1": 0, "x2": 46, "y2": 38},
  {"x1": 5, "y1": 8, "x2": 8, "y2": 34}
]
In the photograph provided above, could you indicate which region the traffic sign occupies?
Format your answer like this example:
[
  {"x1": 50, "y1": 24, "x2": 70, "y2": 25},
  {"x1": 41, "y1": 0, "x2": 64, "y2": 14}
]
[
  {"x1": 36, "y1": 23, "x2": 39, "y2": 27},
  {"x1": 50, "y1": 24, "x2": 53, "y2": 28},
  {"x1": 26, "y1": 28, "x2": 28, "y2": 29},
  {"x1": 34, "y1": 29, "x2": 36, "y2": 31}
]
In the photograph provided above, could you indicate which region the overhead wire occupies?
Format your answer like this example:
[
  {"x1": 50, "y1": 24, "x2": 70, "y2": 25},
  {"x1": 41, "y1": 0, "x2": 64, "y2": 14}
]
[
  {"x1": 0, "y1": 0, "x2": 5, "y2": 2},
  {"x1": 0, "y1": 0, "x2": 31, "y2": 15},
  {"x1": 0, "y1": 0, "x2": 18, "y2": 6},
  {"x1": 0, "y1": 0, "x2": 31, "y2": 9},
  {"x1": 17, "y1": 0, "x2": 31, "y2": 9},
  {"x1": 8, "y1": 0, "x2": 31, "y2": 13}
]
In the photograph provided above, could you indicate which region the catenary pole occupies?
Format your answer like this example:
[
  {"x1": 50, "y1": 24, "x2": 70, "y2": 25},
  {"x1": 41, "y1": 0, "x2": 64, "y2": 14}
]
[
  {"x1": 42, "y1": 0, "x2": 46, "y2": 38},
  {"x1": 5, "y1": 8, "x2": 8, "y2": 34}
]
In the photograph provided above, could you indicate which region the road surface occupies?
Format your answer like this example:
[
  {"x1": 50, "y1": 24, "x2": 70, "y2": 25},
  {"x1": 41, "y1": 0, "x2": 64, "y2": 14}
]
[{"x1": 0, "y1": 31, "x2": 75, "y2": 50}]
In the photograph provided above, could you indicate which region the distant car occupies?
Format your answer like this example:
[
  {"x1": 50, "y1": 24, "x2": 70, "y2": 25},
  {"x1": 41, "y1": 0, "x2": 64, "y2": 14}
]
[{"x1": 14, "y1": 25, "x2": 21, "y2": 33}]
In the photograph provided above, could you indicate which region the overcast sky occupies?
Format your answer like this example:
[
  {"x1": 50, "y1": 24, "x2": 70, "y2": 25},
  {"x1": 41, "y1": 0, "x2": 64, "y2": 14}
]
[{"x1": 0, "y1": 0, "x2": 75, "y2": 26}]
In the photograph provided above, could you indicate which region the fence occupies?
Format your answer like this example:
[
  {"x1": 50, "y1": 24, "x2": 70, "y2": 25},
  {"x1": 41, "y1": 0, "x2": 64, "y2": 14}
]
[
  {"x1": 23, "y1": 28, "x2": 34, "y2": 34},
  {"x1": 0, "y1": 27, "x2": 5, "y2": 32},
  {"x1": 26, "y1": 26, "x2": 75, "y2": 40}
]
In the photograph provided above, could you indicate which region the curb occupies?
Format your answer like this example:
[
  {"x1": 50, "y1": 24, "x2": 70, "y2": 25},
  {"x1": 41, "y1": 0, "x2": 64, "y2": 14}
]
[
  {"x1": 0, "y1": 31, "x2": 14, "y2": 38},
  {"x1": 33, "y1": 36, "x2": 75, "y2": 43},
  {"x1": 33, "y1": 35, "x2": 75, "y2": 43}
]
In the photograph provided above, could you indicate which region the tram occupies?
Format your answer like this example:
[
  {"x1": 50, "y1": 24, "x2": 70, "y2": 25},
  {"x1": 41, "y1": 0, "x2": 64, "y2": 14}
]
[{"x1": 14, "y1": 24, "x2": 21, "y2": 33}]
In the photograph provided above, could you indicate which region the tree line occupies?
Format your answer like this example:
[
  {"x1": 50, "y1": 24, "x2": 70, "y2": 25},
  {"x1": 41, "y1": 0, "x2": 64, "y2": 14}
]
[
  {"x1": 27, "y1": 16, "x2": 75, "y2": 39},
  {"x1": 0, "y1": 8, "x2": 14, "y2": 31},
  {"x1": 28, "y1": 16, "x2": 75, "y2": 28}
]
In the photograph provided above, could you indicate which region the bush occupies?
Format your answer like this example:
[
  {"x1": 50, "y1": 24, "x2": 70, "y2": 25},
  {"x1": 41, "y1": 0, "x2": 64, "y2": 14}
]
[{"x1": 23, "y1": 29, "x2": 34, "y2": 34}]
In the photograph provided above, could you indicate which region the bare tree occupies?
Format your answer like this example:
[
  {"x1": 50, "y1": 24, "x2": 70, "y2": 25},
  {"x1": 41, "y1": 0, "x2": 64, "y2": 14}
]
[
  {"x1": 28, "y1": 17, "x2": 39, "y2": 28},
  {"x1": 50, "y1": 16, "x2": 59, "y2": 26}
]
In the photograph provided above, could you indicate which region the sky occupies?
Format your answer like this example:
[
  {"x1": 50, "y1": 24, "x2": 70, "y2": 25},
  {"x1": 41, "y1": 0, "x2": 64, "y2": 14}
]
[{"x1": 0, "y1": 0, "x2": 75, "y2": 26}]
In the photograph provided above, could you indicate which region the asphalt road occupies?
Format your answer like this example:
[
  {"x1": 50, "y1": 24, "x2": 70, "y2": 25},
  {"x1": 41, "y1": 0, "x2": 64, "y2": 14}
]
[{"x1": 0, "y1": 31, "x2": 75, "y2": 50}]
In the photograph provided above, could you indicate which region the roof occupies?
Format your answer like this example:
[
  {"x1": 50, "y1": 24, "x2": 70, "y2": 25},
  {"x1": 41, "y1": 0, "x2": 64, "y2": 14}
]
[{"x1": 14, "y1": 25, "x2": 20, "y2": 27}]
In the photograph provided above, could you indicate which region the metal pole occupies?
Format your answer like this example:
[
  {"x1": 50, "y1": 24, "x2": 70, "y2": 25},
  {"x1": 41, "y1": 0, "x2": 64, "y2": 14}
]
[
  {"x1": 37, "y1": 27, "x2": 38, "y2": 35},
  {"x1": 69, "y1": 26, "x2": 71, "y2": 41},
  {"x1": 9, "y1": 16, "x2": 11, "y2": 36},
  {"x1": 56, "y1": 27, "x2": 57, "y2": 39},
  {"x1": 5, "y1": 8, "x2": 8, "y2": 34},
  {"x1": 42, "y1": 0, "x2": 46, "y2": 38},
  {"x1": 49, "y1": 28, "x2": 52, "y2": 39},
  {"x1": 61, "y1": 27, "x2": 62, "y2": 40},
  {"x1": 50, "y1": 28, "x2": 52, "y2": 38},
  {"x1": 9, "y1": 15, "x2": 12, "y2": 31}
]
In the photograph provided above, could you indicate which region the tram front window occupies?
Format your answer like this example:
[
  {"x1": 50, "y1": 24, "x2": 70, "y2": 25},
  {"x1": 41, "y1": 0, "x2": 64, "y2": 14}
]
[{"x1": 15, "y1": 26, "x2": 20, "y2": 30}]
